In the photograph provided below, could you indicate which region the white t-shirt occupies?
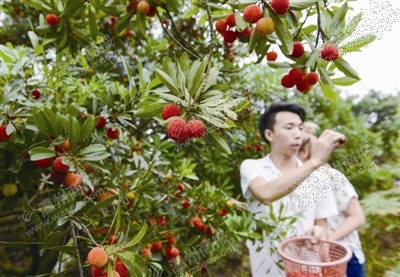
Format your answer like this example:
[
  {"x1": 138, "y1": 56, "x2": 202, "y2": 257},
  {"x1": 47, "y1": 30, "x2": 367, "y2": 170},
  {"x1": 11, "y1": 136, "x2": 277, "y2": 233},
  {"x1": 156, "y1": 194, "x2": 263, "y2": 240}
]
[
  {"x1": 240, "y1": 155, "x2": 339, "y2": 277},
  {"x1": 325, "y1": 167, "x2": 365, "y2": 264}
]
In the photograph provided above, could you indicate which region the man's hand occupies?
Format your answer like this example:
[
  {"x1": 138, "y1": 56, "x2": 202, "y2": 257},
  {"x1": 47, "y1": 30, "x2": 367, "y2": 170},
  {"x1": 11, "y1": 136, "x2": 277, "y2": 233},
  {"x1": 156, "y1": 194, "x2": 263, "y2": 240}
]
[{"x1": 309, "y1": 130, "x2": 346, "y2": 166}]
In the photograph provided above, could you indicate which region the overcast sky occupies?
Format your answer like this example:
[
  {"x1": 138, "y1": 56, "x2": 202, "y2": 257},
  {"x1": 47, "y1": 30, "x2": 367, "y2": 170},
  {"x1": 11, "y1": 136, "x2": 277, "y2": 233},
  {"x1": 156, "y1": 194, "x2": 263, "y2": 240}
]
[{"x1": 342, "y1": 0, "x2": 399, "y2": 96}]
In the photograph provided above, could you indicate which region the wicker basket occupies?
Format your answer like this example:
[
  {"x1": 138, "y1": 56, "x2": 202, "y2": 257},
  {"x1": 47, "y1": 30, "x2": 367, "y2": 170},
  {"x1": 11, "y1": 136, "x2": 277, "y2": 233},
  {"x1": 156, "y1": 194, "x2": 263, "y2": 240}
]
[{"x1": 277, "y1": 236, "x2": 352, "y2": 277}]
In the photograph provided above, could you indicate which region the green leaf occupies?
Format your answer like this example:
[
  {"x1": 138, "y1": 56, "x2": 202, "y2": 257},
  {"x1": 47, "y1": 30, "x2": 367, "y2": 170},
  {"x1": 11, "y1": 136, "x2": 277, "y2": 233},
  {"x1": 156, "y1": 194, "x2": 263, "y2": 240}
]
[
  {"x1": 329, "y1": 2, "x2": 348, "y2": 37},
  {"x1": 189, "y1": 59, "x2": 207, "y2": 98},
  {"x1": 29, "y1": 147, "x2": 56, "y2": 161},
  {"x1": 234, "y1": 13, "x2": 247, "y2": 31},
  {"x1": 116, "y1": 10, "x2": 134, "y2": 36},
  {"x1": 320, "y1": 82, "x2": 337, "y2": 101},
  {"x1": 334, "y1": 57, "x2": 360, "y2": 80},
  {"x1": 267, "y1": 6, "x2": 293, "y2": 55},
  {"x1": 267, "y1": 62, "x2": 292, "y2": 69},
  {"x1": 80, "y1": 144, "x2": 107, "y2": 155},
  {"x1": 332, "y1": 76, "x2": 359, "y2": 86},
  {"x1": 88, "y1": 6, "x2": 100, "y2": 40},
  {"x1": 62, "y1": 0, "x2": 85, "y2": 18},
  {"x1": 81, "y1": 116, "x2": 95, "y2": 140},
  {"x1": 84, "y1": 195, "x2": 116, "y2": 215},
  {"x1": 43, "y1": 227, "x2": 71, "y2": 248},
  {"x1": 80, "y1": 152, "x2": 111, "y2": 162},
  {"x1": 116, "y1": 251, "x2": 138, "y2": 276},
  {"x1": 135, "y1": 102, "x2": 166, "y2": 118},
  {"x1": 125, "y1": 223, "x2": 148, "y2": 248},
  {"x1": 305, "y1": 48, "x2": 321, "y2": 68},
  {"x1": 340, "y1": 34, "x2": 376, "y2": 53},
  {"x1": 336, "y1": 12, "x2": 362, "y2": 44},
  {"x1": 248, "y1": 30, "x2": 259, "y2": 53},
  {"x1": 205, "y1": 130, "x2": 231, "y2": 154},
  {"x1": 65, "y1": 115, "x2": 81, "y2": 149},
  {"x1": 317, "y1": 65, "x2": 334, "y2": 87},
  {"x1": 154, "y1": 69, "x2": 181, "y2": 96},
  {"x1": 255, "y1": 36, "x2": 269, "y2": 63},
  {"x1": 289, "y1": 0, "x2": 317, "y2": 10},
  {"x1": 0, "y1": 241, "x2": 43, "y2": 247}
]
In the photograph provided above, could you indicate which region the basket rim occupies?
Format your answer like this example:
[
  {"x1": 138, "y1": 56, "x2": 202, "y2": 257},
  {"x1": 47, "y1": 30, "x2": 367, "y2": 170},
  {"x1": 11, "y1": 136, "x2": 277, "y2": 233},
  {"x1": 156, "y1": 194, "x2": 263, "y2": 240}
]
[{"x1": 277, "y1": 236, "x2": 353, "y2": 267}]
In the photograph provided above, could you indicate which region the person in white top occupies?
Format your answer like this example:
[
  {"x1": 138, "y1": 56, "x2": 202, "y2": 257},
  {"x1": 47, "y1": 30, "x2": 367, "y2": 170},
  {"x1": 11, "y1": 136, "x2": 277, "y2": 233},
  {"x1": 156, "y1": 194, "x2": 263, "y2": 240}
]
[
  {"x1": 299, "y1": 124, "x2": 366, "y2": 277},
  {"x1": 240, "y1": 102, "x2": 346, "y2": 277}
]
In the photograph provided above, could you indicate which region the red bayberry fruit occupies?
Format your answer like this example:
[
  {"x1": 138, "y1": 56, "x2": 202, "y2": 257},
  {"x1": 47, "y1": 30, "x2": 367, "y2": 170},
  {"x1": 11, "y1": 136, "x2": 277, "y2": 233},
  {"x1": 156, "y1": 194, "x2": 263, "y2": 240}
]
[
  {"x1": 31, "y1": 89, "x2": 41, "y2": 99},
  {"x1": 152, "y1": 241, "x2": 162, "y2": 251},
  {"x1": 196, "y1": 205, "x2": 206, "y2": 212},
  {"x1": 147, "y1": 6, "x2": 156, "y2": 17},
  {"x1": 243, "y1": 4, "x2": 262, "y2": 23},
  {"x1": 169, "y1": 247, "x2": 180, "y2": 258},
  {"x1": 281, "y1": 75, "x2": 295, "y2": 88},
  {"x1": 0, "y1": 125, "x2": 10, "y2": 142},
  {"x1": 34, "y1": 157, "x2": 53, "y2": 168},
  {"x1": 217, "y1": 208, "x2": 228, "y2": 216},
  {"x1": 187, "y1": 119, "x2": 205, "y2": 138},
  {"x1": 266, "y1": 51, "x2": 278, "y2": 61},
  {"x1": 64, "y1": 172, "x2": 82, "y2": 187},
  {"x1": 191, "y1": 216, "x2": 202, "y2": 226},
  {"x1": 226, "y1": 13, "x2": 236, "y2": 27},
  {"x1": 166, "y1": 119, "x2": 189, "y2": 142},
  {"x1": 223, "y1": 30, "x2": 237, "y2": 44},
  {"x1": 108, "y1": 235, "x2": 118, "y2": 245},
  {"x1": 141, "y1": 248, "x2": 152, "y2": 257},
  {"x1": 95, "y1": 116, "x2": 106, "y2": 129},
  {"x1": 115, "y1": 261, "x2": 128, "y2": 277},
  {"x1": 87, "y1": 247, "x2": 108, "y2": 268},
  {"x1": 168, "y1": 236, "x2": 177, "y2": 245},
  {"x1": 321, "y1": 44, "x2": 339, "y2": 61},
  {"x1": 181, "y1": 200, "x2": 191, "y2": 208},
  {"x1": 288, "y1": 68, "x2": 304, "y2": 84},
  {"x1": 51, "y1": 169, "x2": 66, "y2": 184},
  {"x1": 123, "y1": 31, "x2": 133, "y2": 38},
  {"x1": 304, "y1": 72, "x2": 319, "y2": 85},
  {"x1": 137, "y1": 1, "x2": 150, "y2": 14},
  {"x1": 126, "y1": 1, "x2": 138, "y2": 13},
  {"x1": 91, "y1": 266, "x2": 103, "y2": 277},
  {"x1": 158, "y1": 216, "x2": 167, "y2": 225},
  {"x1": 290, "y1": 42, "x2": 304, "y2": 58},
  {"x1": 54, "y1": 156, "x2": 69, "y2": 172},
  {"x1": 296, "y1": 78, "x2": 312, "y2": 93},
  {"x1": 255, "y1": 17, "x2": 275, "y2": 36},
  {"x1": 162, "y1": 104, "x2": 181, "y2": 120},
  {"x1": 177, "y1": 183, "x2": 185, "y2": 190},
  {"x1": 46, "y1": 14, "x2": 59, "y2": 26},
  {"x1": 107, "y1": 127, "x2": 120, "y2": 139},
  {"x1": 270, "y1": 0, "x2": 290, "y2": 15},
  {"x1": 215, "y1": 19, "x2": 228, "y2": 33}
]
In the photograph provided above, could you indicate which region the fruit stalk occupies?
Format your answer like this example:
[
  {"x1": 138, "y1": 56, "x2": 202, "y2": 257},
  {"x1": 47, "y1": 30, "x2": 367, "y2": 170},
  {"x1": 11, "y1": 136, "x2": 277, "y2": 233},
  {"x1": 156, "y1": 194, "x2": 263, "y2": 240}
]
[{"x1": 71, "y1": 223, "x2": 84, "y2": 277}]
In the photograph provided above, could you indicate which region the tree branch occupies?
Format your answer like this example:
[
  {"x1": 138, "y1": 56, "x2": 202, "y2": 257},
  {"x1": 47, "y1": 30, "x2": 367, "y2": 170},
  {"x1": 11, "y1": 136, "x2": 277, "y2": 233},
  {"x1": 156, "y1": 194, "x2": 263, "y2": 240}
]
[
  {"x1": 71, "y1": 222, "x2": 84, "y2": 277},
  {"x1": 316, "y1": 1, "x2": 327, "y2": 47},
  {"x1": 293, "y1": 7, "x2": 312, "y2": 40},
  {"x1": 156, "y1": 10, "x2": 201, "y2": 60}
]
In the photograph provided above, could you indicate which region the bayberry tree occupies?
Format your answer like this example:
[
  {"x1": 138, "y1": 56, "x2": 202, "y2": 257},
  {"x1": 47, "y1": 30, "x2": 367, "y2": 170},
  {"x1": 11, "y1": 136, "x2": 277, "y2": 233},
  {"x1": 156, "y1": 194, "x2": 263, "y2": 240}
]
[{"x1": 0, "y1": 0, "x2": 386, "y2": 276}]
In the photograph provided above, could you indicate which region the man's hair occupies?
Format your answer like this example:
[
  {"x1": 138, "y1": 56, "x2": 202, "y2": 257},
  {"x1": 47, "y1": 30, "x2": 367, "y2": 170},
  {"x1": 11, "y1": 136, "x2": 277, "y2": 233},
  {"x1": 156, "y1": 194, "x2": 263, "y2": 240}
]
[{"x1": 258, "y1": 102, "x2": 306, "y2": 143}]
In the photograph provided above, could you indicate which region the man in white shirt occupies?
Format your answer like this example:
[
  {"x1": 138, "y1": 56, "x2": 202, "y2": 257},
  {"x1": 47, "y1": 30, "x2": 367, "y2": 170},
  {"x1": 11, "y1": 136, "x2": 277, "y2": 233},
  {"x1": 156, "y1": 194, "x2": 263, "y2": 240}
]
[{"x1": 240, "y1": 102, "x2": 346, "y2": 276}]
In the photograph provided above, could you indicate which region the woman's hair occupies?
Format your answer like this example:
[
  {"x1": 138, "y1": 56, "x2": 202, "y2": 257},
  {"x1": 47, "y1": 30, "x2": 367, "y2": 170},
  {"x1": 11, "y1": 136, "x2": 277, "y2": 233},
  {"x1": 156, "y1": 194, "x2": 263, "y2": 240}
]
[
  {"x1": 303, "y1": 121, "x2": 320, "y2": 136},
  {"x1": 299, "y1": 137, "x2": 312, "y2": 160}
]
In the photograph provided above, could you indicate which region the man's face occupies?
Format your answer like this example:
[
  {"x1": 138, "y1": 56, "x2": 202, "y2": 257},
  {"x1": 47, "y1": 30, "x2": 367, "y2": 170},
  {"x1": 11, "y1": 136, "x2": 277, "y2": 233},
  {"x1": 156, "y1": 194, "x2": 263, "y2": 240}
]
[{"x1": 265, "y1": 111, "x2": 304, "y2": 155}]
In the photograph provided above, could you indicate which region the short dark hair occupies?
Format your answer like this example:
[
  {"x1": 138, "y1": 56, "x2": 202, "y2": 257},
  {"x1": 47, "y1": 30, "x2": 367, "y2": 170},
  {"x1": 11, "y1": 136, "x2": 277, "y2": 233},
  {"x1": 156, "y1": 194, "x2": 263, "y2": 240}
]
[{"x1": 259, "y1": 102, "x2": 306, "y2": 142}]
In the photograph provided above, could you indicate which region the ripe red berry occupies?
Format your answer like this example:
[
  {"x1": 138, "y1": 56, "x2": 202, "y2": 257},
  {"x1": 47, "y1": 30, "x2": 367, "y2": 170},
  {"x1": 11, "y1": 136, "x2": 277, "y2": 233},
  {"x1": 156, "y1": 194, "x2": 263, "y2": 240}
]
[
  {"x1": 54, "y1": 156, "x2": 69, "y2": 172},
  {"x1": 266, "y1": 51, "x2": 278, "y2": 61},
  {"x1": 115, "y1": 261, "x2": 128, "y2": 277},
  {"x1": 147, "y1": 6, "x2": 156, "y2": 17},
  {"x1": 217, "y1": 208, "x2": 228, "y2": 216},
  {"x1": 108, "y1": 235, "x2": 118, "y2": 245},
  {"x1": 187, "y1": 120, "x2": 205, "y2": 138},
  {"x1": 281, "y1": 75, "x2": 296, "y2": 88},
  {"x1": 288, "y1": 68, "x2": 304, "y2": 84},
  {"x1": 51, "y1": 169, "x2": 66, "y2": 184},
  {"x1": 270, "y1": 0, "x2": 290, "y2": 15},
  {"x1": 166, "y1": 119, "x2": 189, "y2": 142},
  {"x1": 195, "y1": 222, "x2": 204, "y2": 231},
  {"x1": 226, "y1": 13, "x2": 236, "y2": 27},
  {"x1": 46, "y1": 14, "x2": 59, "y2": 26},
  {"x1": 158, "y1": 216, "x2": 167, "y2": 225},
  {"x1": 205, "y1": 226, "x2": 213, "y2": 236},
  {"x1": 215, "y1": 19, "x2": 227, "y2": 33},
  {"x1": 223, "y1": 30, "x2": 237, "y2": 44},
  {"x1": 296, "y1": 78, "x2": 312, "y2": 93},
  {"x1": 168, "y1": 235, "x2": 177, "y2": 245},
  {"x1": 141, "y1": 248, "x2": 152, "y2": 257},
  {"x1": 87, "y1": 247, "x2": 108, "y2": 268},
  {"x1": 91, "y1": 266, "x2": 103, "y2": 277},
  {"x1": 152, "y1": 241, "x2": 162, "y2": 251},
  {"x1": 137, "y1": 1, "x2": 150, "y2": 14},
  {"x1": 107, "y1": 127, "x2": 120, "y2": 139},
  {"x1": 123, "y1": 31, "x2": 133, "y2": 38},
  {"x1": 176, "y1": 183, "x2": 185, "y2": 191},
  {"x1": 34, "y1": 157, "x2": 53, "y2": 168},
  {"x1": 64, "y1": 172, "x2": 83, "y2": 187},
  {"x1": 321, "y1": 44, "x2": 339, "y2": 61},
  {"x1": 191, "y1": 216, "x2": 202, "y2": 227},
  {"x1": 162, "y1": 104, "x2": 181, "y2": 120},
  {"x1": 238, "y1": 27, "x2": 253, "y2": 42},
  {"x1": 290, "y1": 42, "x2": 304, "y2": 58},
  {"x1": 126, "y1": 1, "x2": 138, "y2": 13},
  {"x1": 196, "y1": 205, "x2": 206, "y2": 212},
  {"x1": 95, "y1": 116, "x2": 106, "y2": 129},
  {"x1": 181, "y1": 200, "x2": 191, "y2": 208},
  {"x1": 169, "y1": 247, "x2": 180, "y2": 258},
  {"x1": 243, "y1": 4, "x2": 263, "y2": 24},
  {"x1": 304, "y1": 72, "x2": 319, "y2": 85},
  {"x1": 0, "y1": 125, "x2": 10, "y2": 142},
  {"x1": 31, "y1": 89, "x2": 41, "y2": 99}
]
